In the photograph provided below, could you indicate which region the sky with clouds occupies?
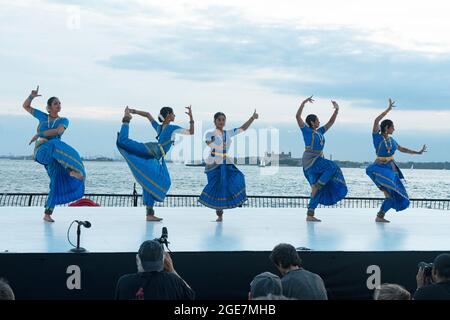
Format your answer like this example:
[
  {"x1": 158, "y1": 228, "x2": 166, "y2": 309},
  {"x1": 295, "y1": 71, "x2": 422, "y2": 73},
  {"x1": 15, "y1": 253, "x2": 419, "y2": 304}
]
[{"x1": 1, "y1": 0, "x2": 449, "y2": 160}]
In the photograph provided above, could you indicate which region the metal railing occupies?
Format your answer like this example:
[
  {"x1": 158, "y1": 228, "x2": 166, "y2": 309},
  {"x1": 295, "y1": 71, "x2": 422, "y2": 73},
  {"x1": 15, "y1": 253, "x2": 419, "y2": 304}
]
[{"x1": 1, "y1": 192, "x2": 449, "y2": 210}]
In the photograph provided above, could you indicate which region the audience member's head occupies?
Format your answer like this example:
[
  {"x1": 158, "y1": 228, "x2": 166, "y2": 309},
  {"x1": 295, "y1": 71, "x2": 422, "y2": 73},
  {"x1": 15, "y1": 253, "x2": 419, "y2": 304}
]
[
  {"x1": 374, "y1": 283, "x2": 411, "y2": 300},
  {"x1": 136, "y1": 240, "x2": 164, "y2": 273},
  {"x1": 269, "y1": 243, "x2": 302, "y2": 275},
  {"x1": 0, "y1": 278, "x2": 15, "y2": 300},
  {"x1": 249, "y1": 272, "x2": 283, "y2": 300},
  {"x1": 432, "y1": 253, "x2": 450, "y2": 283}
]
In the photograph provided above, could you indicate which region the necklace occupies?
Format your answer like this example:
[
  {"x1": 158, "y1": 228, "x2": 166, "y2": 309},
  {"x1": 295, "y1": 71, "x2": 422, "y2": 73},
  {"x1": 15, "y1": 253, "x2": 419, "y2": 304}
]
[
  {"x1": 48, "y1": 115, "x2": 59, "y2": 129},
  {"x1": 315, "y1": 130, "x2": 324, "y2": 146},
  {"x1": 383, "y1": 135, "x2": 393, "y2": 154}
]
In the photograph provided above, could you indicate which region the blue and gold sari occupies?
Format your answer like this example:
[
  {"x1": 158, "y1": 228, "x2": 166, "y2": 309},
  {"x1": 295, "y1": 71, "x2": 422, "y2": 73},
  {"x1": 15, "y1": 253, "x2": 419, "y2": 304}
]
[
  {"x1": 198, "y1": 129, "x2": 247, "y2": 210},
  {"x1": 116, "y1": 120, "x2": 188, "y2": 206},
  {"x1": 31, "y1": 108, "x2": 85, "y2": 210},
  {"x1": 300, "y1": 125, "x2": 347, "y2": 209},
  {"x1": 366, "y1": 132, "x2": 409, "y2": 212}
]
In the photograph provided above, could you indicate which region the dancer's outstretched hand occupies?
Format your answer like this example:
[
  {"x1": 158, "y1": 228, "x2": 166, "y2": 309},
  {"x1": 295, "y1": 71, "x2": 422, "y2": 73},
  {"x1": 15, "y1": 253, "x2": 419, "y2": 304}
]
[
  {"x1": 185, "y1": 105, "x2": 193, "y2": 119},
  {"x1": 331, "y1": 100, "x2": 339, "y2": 110},
  {"x1": 30, "y1": 85, "x2": 42, "y2": 99},
  {"x1": 301, "y1": 95, "x2": 314, "y2": 105},
  {"x1": 29, "y1": 134, "x2": 39, "y2": 145},
  {"x1": 388, "y1": 98, "x2": 396, "y2": 110},
  {"x1": 252, "y1": 109, "x2": 259, "y2": 120},
  {"x1": 418, "y1": 144, "x2": 427, "y2": 154}
]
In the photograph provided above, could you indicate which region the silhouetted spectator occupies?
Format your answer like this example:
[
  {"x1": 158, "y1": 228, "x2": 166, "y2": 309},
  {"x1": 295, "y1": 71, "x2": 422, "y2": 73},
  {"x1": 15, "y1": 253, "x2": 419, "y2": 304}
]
[
  {"x1": 115, "y1": 240, "x2": 194, "y2": 300},
  {"x1": 270, "y1": 243, "x2": 327, "y2": 300},
  {"x1": 0, "y1": 278, "x2": 15, "y2": 300},
  {"x1": 374, "y1": 283, "x2": 411, "y2": 300},
  {"x1": 414, "y1": 253, "x2": 450, "y2": 300},
  {"x1": 249, "y1": 272, "x2": 284, "y2": 300}
]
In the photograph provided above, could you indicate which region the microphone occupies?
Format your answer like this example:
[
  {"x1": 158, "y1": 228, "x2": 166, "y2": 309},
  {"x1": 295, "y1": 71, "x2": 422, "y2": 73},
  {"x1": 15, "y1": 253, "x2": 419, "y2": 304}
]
[{"x1": 75, "y1": 220, "x2": 91, "y2": 228}]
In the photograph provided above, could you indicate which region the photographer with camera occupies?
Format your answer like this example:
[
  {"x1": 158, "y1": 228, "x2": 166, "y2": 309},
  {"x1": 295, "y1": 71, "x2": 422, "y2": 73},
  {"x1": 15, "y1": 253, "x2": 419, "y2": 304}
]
[
  {"x1": 115, "y1": 229, "x2": 194, "y2": 300},
  {"x1": 414, "y1": 253, "x2": 450, "y2": 300}
]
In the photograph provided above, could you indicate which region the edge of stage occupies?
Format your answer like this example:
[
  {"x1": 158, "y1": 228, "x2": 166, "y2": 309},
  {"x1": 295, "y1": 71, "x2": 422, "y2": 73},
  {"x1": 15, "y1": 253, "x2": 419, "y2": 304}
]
[
  {"x1": 0, "y1": 207, "x2": 449, "y2": 299},
  {"x1": 0, "y1": 207, "x2": 449, "y2": 253}
]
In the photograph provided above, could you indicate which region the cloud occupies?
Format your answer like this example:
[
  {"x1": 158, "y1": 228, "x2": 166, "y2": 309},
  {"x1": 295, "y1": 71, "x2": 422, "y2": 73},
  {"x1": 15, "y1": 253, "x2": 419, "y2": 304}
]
[{"x1": 101, "y1": 18, "x2": 450, "y2": 110}]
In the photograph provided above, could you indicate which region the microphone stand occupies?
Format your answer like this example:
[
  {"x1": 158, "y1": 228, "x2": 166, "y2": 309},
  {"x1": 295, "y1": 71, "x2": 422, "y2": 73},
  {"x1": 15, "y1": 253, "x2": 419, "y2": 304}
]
[{"x1": 70, "y1": 223, "x2": 88, "y2": 253}]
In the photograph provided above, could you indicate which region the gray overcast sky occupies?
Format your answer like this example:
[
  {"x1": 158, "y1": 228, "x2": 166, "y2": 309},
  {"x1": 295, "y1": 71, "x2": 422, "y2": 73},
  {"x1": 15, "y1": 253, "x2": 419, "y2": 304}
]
[{"x1": 1, "y1": 0, "x2": 449, "y2": 161}]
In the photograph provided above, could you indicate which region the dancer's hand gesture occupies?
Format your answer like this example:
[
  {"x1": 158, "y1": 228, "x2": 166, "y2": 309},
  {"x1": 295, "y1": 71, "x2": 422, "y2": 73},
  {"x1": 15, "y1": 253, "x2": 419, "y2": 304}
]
[
  {"x1": 418, "y1": 144, "x2": 427, "y2": 154},
  {"x1": 29, "y1": 134, "x2": 39, "y2": 145},
  {"x1": 387, "y1": 98, "x2": 396, "y2": 111},
  {"x1": 30, "y1": 85, "x2": 42, "y2": 99},
  {"x1": 331, "y1": 100, "x2": 339, "y2": 110},
  {"x1": 252, "y1": 109, "x2": 259, "y2": 120},
  {"x1": 185, "y1": 105, "x2": 193, "y2": 119},
  {"x1": 301, "y1": 95, "x2": 314, "y2": 105}
]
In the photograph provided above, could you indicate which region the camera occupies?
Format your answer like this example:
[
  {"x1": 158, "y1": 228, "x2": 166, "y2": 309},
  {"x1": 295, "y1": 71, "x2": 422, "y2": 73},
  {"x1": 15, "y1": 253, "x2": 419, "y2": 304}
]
[
  {"x1": 418, "y1": 262, "x2": 434, "y2": 278},
  {"x1": 155, "y1": 227, "x2": 169, "y2": 248}
]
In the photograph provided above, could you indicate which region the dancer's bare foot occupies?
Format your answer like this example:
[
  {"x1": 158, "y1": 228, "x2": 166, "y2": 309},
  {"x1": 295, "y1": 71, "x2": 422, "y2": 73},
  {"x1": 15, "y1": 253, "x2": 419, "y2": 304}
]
[
  {"x1": 375, "y1": 217, "x2": 390, "y2": 223},
  {"x1": 43, "y1": 214, "x2": 55, "y2": 222},
  {"x1": 306, "y1": 216, "x2": 322, "y2": 222},
  {"x1": 123, "y1": 106, "x2": 132, "y2": 122},
  {"x1": 69, "y1": 170, "x2": 84, "y2": 180},
  {"x1": 216, "y1": 216, "x2": 223, "y2": 222},
  {"x1": 146, "y1": 215, "x2": 163, "y2": 222}
]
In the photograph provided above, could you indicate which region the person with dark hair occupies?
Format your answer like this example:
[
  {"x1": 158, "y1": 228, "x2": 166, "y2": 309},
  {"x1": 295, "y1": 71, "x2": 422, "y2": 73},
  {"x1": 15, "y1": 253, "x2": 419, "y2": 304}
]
[
  {"x1": 0, "y1": 278, "x2": 15, "y2": 300},
  {"x1": 269, "y1": 243, "x2": 327, "y2": 300},
  {"x1": 414, "y1": 253, "x2": 450, "y2": 300},
  {"x1": 22, "y1": 86, "x2": 85, "y2": 222},
  {"x1": 366, "y1": 99, "x2": 426, "y2": 222},
  {"x1": 295, "y1": 96, "x2": 347, "y2": 222},
  {"x1": 115, "y1": 240, "x2": 195, "y2": 300},
  {"x1": 117, "y1": 106, "x2": 194, "y2": 221},
  {"x1": 374, "y1": 283, "x2": 411, "y2": 300},
  {"x1": 198, "y1": 110, "x2": 258, "y2": 221}
]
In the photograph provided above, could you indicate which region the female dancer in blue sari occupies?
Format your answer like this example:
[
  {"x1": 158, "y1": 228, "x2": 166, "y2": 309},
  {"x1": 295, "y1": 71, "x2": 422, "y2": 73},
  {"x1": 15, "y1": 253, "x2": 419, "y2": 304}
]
[
  {"x1": 117, "y1": 106, "x2": 194, "y2": 221},
  {"x1": 296, "y1": 96, "x2": 348, "y2": 222},
  {"x1": 198, "y1": 110, "x2": 258, "y2": 222},
  {"x1": 366, "y1": 99, "x2": 427, "y2": 223},
  {"x1": 23, "y1": 86, "x2": 85, "y2": 222}
]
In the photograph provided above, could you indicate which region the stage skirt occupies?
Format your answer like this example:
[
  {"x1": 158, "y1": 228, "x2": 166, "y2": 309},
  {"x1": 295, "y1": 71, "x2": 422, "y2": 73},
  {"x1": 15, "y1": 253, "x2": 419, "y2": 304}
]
[
  {"x1": 34, "y1": 139, "x2": 85, "y2": 209},
  {"x1": 366, "y1": 160, "x2": 410, "y2": 212},
  {"x1": 199, "y1": 164, "x2": 246, "y2": 210},
  {"x1": 303, "y1": 156, "x2": 347, "y2": 209},
  {"x1": 117, "y1": 143, "x2": 171, "y2": 207}
]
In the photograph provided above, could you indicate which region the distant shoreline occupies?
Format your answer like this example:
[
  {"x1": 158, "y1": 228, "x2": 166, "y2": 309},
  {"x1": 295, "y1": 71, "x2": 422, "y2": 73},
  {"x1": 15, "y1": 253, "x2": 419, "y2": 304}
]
[{"x1": 0, "y1": 156, "x2": 449, "y2": 170}]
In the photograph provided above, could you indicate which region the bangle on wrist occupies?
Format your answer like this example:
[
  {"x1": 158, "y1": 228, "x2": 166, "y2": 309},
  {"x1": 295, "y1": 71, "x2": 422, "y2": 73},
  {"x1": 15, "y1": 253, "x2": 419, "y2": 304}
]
[
  {"x1": 28, "y1": 95, "x2": 34, "y2": 101},
  {"x1": 189, "y1": 120, "x2": 194, "y2": 124}
]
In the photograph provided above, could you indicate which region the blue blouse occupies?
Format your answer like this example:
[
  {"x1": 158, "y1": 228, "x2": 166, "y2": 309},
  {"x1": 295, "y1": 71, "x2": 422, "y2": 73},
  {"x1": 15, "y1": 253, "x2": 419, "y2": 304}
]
[
  {"x1": 301, "y1": 125, "x2": 327, "y2": 152},
  {"x1": 372, "y1": 132, "x2": 398, "y2": 157},
  {"x1": 32, "y1": 108, "x2": 69, "y2": 140},
  {"x1": 151, "y1": 120, "x2": 189, "y2": 154}
]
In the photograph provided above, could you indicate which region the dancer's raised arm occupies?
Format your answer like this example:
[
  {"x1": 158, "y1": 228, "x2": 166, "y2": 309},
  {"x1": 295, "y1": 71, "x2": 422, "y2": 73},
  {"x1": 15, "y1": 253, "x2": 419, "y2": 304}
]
[
  {"x1": 324, "y1": 100, "x2": 340, "y2": 131},
  {"x1": 373, "y1": 99, "x2": 395, "y2": 133},
  {"x1": 397, "y1": 144, "x2": 427, "y2": 155},
  {"x1": 129, "y1": 107, "x2": 155, "y2": 122},
  {"x1": 23, "y1": 86, "x2": 41, "y2": 114},
  {"x1": 185, "y1": 105, "x2": 194, "y2": 135},
  {"x1": 240, "y1": 109, "x2": 258, "y2": 131},
  {"x1": 296, "y1": 95, "x2": 314, "y2": 128}
]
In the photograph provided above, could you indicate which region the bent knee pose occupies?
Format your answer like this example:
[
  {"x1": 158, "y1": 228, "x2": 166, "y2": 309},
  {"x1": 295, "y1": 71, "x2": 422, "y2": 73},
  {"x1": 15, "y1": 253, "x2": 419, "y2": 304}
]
[
  {"x1": 366, "y1": 99, "x2": 426, "y2": 223},
  {"x1": 117, "y1": 106, "x2": 194, "y2": 221},
  {"x1": 23, "y1": 86, "x2": 86, "y2": 222},
  {"x1": 198, "y1": 110, "x2": 257, "y2": 222},
  {"x1": 296, "y1": 96, "x2": 348, "y2": 222}
]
